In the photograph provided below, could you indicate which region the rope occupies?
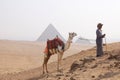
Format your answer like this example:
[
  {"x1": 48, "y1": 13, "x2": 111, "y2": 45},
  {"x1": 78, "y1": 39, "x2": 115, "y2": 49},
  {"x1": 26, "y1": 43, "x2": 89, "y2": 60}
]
[{"x1": 105, "y1": 37, "x2": 107, "y2": 52}]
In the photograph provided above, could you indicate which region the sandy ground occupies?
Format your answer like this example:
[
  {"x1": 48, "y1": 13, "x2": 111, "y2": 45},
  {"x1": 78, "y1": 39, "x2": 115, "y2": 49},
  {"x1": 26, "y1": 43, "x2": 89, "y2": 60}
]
[
  {"x1": 1, "y1": 40, "x2": 120, "y2": 80},
  {"x1": 0, "y1": 40, "x2": 93, "y2": 75}
]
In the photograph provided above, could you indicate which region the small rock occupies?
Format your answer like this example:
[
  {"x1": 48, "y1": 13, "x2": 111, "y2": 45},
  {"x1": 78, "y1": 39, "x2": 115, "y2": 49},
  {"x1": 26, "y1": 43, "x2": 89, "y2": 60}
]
[
  {"x1": 92, "y1": 75, "x2": 95, "y2": 78},
  {"x1": 57, "y1": 77, "x2": 61, "y2": 80},
  {"x1": 56, "y1": 73, "x2": 64, "y2": 76},
  {"x1": 83, "y1": 70, "x2": 87, "y2": 72},
  {"x1": 65, "y1": 74, "x2": 70, "y2": 77},
  {"x1": 70, "y1": 77, "x2": 76, "y2": 80},
  {"x1": 91, "y1": 64, "x2": 97, "y2": 69}
]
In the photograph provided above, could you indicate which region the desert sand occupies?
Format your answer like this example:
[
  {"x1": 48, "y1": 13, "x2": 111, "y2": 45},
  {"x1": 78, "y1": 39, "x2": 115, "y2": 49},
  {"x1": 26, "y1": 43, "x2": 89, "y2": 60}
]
[
  {"x1": 0, "y1": 40, "x2": 120, "y2": 80},
  {"x1": 0, "y1": 40, "x2": 93, "y2": 75}
]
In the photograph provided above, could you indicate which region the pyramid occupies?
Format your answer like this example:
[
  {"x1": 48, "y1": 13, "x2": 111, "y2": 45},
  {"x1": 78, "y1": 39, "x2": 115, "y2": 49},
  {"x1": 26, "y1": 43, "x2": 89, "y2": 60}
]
[
  {"x1": 37, "y1": 24, "x2": 66, "y2": 42},
  {"x1": 75, "y1": 37, "x2": 91, "y2": 44}
]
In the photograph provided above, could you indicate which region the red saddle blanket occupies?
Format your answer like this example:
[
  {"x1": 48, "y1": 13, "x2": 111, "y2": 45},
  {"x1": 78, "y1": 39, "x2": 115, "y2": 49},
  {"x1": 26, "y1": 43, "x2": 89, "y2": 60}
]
[{"x1": 44, "y1": 37, "x2": 64, "y2": 54}]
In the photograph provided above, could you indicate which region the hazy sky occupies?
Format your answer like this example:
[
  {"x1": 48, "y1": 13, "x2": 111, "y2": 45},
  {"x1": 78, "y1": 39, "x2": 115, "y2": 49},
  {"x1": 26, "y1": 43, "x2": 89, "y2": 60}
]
[{"x1": 0, "y1": 0, "x2": 120, "y2": 42}]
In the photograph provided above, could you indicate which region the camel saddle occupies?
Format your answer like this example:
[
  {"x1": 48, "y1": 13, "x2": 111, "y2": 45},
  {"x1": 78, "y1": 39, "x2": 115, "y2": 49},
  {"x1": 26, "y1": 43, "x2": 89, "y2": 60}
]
[{"x1": 44, "y1": 37, "x2": 64, "y2": 54}]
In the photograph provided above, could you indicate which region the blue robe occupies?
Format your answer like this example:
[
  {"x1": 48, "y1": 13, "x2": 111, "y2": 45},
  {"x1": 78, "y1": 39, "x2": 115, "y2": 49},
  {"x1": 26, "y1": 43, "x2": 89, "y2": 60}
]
[{"x1": 96, "y1": 29, "x2": 103, "y2": 57}]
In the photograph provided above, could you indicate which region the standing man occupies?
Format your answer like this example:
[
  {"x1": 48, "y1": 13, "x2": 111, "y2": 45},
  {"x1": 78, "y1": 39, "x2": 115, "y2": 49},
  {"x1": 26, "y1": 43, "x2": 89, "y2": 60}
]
[{"x1": 96, "y1": 23, "x2": 106, "y2": 57}]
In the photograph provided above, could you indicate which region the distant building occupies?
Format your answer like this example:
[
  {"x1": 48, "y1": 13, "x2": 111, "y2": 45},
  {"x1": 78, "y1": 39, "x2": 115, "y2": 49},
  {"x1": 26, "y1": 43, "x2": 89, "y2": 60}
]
[
  {"x1": 37, "y1": 24, "x2": 66, "y2": 42},
  {"x1": 75, "y1": 37, "x2": 91, "y2": 44}
]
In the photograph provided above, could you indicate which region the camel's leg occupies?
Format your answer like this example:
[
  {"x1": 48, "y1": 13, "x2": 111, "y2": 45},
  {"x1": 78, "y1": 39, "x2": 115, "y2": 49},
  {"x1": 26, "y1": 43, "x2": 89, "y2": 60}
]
[
  {"x1": 43, "y1": 55, "x2": 46, "y2": 74},
  {"x1": 45, "y1": 55, "x2": 50, "y2": 73},
  {"x1": 43, "y1": 62, "x2": 45, "y2": 74},
  {"x1": 46, "y1": 57, "x2": 50, "y2": 73},
  {"x1": 45, "y1": 63, "x2": 48, "y2": 73},
  {"x1": 57, "y1": 53, "x2": 59, "y2": 71},
  {"x1": 57, "y1": 52, "x2": 63, "y2": 71},
  {"x1": 59, "y1": 52, "x2": 63, "y2": 65},
  {"x1": 43, "y1": 54, "x2": 50, "y2": 74}
]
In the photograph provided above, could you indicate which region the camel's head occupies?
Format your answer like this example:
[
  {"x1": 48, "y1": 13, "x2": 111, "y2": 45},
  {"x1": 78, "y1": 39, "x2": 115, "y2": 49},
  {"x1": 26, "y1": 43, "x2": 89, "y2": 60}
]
[{"x1": 69, "y1": 32, "x2": 77, "y2": 40}]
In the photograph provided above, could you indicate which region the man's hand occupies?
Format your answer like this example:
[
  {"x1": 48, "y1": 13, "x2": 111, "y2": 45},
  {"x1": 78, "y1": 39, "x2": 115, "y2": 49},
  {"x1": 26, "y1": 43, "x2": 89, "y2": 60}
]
[{"x1": 103, "y1": 34, "x2": 106, "y2": 38}]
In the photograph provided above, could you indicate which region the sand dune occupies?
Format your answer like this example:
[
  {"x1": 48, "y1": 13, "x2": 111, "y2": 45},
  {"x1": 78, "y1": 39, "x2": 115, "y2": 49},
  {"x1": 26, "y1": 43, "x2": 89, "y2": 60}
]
[
  {"x1": 0, "y1": 40, "x2": 44, "y2": 74},
  {"x1": 2, "y1": 40, "x2": 120, "y2": 80},
  {"x1": 0, "y1": 40, "x2": 93, "y2": 75},
  {"x1": 0, "y1": 42, "x2": 120, "y2": 80}
]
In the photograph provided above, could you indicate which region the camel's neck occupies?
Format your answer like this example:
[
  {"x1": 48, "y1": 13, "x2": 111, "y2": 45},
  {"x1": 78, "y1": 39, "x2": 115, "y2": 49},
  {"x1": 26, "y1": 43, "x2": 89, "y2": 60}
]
[{"x1": 64, "y1": 37, "x2": 73, "y2": 51}]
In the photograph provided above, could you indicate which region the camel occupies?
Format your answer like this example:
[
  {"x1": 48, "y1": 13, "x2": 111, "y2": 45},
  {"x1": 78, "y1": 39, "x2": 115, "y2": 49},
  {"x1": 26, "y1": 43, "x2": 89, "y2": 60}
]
[{"x1": 43, "y1": 32, "x2": 77, "y2": 74}]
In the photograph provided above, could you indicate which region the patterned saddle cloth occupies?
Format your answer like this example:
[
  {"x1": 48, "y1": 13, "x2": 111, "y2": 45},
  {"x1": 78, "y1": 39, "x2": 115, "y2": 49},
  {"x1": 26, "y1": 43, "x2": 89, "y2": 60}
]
[{"x1": 44, "y1": 37, "x2": 64, "y2": 54}]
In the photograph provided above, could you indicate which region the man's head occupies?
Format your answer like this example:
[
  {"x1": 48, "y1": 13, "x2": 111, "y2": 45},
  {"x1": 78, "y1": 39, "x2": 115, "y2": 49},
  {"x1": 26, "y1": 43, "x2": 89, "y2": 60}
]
[{"x1": 97, "y1": 23, "x2": 103, "y2": 29}]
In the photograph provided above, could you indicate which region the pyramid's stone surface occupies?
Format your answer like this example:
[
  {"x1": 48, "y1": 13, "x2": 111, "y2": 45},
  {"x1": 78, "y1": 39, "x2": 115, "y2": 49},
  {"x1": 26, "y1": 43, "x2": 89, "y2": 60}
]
[{"x1": 37, "y1": 24, "x2": 66, "y2": 42}]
